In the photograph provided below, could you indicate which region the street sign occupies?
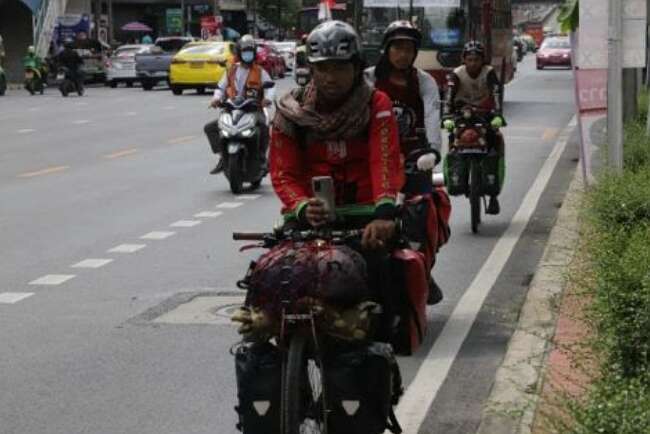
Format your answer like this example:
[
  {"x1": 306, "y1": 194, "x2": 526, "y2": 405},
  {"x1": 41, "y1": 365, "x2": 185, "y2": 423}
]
[{"x1": 166, "y1": 9, "x2": 183, "y2": 34}]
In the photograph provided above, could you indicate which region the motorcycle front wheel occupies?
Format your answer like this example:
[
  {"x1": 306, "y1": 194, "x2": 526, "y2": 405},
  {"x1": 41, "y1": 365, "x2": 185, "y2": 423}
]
[
  {"x1": 26, "y1": 80, "x2": 35, "y2": 95},
  {"x1": 227, "y1": 152, "x2": 244, "y2": 195},
  {"x1": 470, "y1": 159, "x2": 482, "y2": 234},
  {"x1": 282, "y1": 334, "x2": 326, "y2": 434}
]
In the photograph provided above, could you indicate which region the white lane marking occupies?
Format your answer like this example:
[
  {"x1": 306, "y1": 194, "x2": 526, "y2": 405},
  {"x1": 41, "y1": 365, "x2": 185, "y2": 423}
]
[
  {"x1": 163, "y1": 106, "x2": 175, "y2": 110},
  {"x1": 72, "y1": 120, "x2": 90, "y2": 125},
  {"x1": 396, "y1": 115, "x2": 576, "y2": 433},
  {"x1": 216, "y1": 202, "x2": 243, "y2": 209},
  {"x1": 140, "y1": 231, "x2": 176, "y2": 240},
  {"x1": 29, "y1": 274, "x2": 76, "y2": 285},
  {"x1": 108, "y1": 244, "x2": 146, "y2": 253},
  {"x1": 237, "y1": 194, "x2": 261, "y2": 200},
  {"x1": 170, "y1": 220, "x2": 202, "y2": 228},
  {"x1": 0, "y1": 292, "x2": 34, "y2": 304},
  {"x1": 71, "y1": 258, "x2": 113, "y2": 269},
  {"x1": 18, "y1": 165, "x2": 69, "y2": 178},
  {"x1": 194, "y1": 211, "x2": 223, "y2": 218},
  {"x1": 75, "y1": 102, "x2": 89, "y2": 106},
  {"x1": 167, "y1": 135, "x2": 196, "y2": 145},
  {"x1": 28, "y1": 107, "x2": 40, "y2": 112},
  {"x1": 17, "y1": 129, "x2": 36, "y2": 134},
  {"x1": 105, "y1": 148, "x2": 138, "y2": 159},
  {"x1": 125, "y1": 111, "x2": 137, "y2": 116}
]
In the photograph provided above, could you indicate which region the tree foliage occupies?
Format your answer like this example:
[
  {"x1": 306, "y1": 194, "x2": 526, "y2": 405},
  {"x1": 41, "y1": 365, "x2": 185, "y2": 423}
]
[
  {"x1": 557, "y1": 0, "x2": 579, "y2": 32},
  {"x1": 255, "y1": 0, "x2": 301, "y2": 32}
]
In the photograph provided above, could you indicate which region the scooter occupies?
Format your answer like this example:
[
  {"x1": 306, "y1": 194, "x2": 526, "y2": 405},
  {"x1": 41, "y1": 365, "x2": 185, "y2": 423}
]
[
  {"x1": 0, "y1": 64, "x2": 6, "y2": 96},
  {"x1": 23, "y1": 58, "x2": 44, "y2": 95},
  {"x1": 217, "y1": 83, "x2": 274, "y2": 194}
]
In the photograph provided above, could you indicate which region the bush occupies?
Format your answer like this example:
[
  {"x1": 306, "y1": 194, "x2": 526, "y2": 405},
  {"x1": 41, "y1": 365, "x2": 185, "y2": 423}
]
[
  {"x1": 587, "y1": 169, "x2": 650, "y2": 231},
  {"x1": 623, "y1": 121, "x2": 650, "y2": 172},
  {"x1": 567, "y1": 374, "x2": 650, "y2": 434},
  {"x1": 590, "y1": 225, "x2": 650, "y2": 377}
]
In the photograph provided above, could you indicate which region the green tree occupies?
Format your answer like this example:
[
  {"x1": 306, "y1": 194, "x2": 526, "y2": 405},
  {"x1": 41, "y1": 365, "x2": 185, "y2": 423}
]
[
  {"x1": 256, "y1": 0, "x2": 301, "y2": 36},
  {"x1": 557, "y1": 0, "x2": 579, "y2": 32}
]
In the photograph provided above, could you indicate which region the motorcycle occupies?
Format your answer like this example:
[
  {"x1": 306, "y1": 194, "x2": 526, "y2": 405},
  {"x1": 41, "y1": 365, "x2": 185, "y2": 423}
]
[
  {"x1": 57, "y1": 67, "x2": 83, "y2": 97},
  {"x1": 447, "y1": 106, "x2": 501, "y2": 234},
  {"x1": 217, "y1": 84, "x2": 273, "y2": 194},
  {"x1": 0, "y1": 64, "x2": 6, "y2": 96},
  {"x1": 23, "y1": 58, "x2": 44, "y2": 95}
]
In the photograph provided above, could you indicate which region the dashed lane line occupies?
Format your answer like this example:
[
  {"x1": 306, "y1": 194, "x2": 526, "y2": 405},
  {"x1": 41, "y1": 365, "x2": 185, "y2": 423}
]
[
  {"x1": 542, "y1": 128, "x2": 560, "y2": 141},
  {"x1": 236, "y1": 194, "x2": 261, "y2": 200},
  {"x1": 107, "y1": 244, "x2": 146, "y2": 254},
  {"x1": 216, "y1": 202, "x2": 243, "y2": 209},
  {"x1": 17, "y1": 128, "x2": 36, "y2": 134},
  {"x1": 140, "y1": 231, "x2": 176, "y2": 240},
  {"x1": 105, "y1": 148, "x2": 138, "y2": 159},
  {"x1": 29, "y1": 274, "x2": 76, "y2": 286},
  {"x1": 194, "y1": 211, "x2": 223, "y2": 218},
  {"x1": 0, "y1": 292, "x2": 34, "y2": 304},
  {"x1": 72, "y1": 120, "x2": 90, "y2": 125},
  {"x1": 167, "y1": 135, "x2": 197, "y2": 145},
  {"x1": 71, "y1": 259, "x2": 113, "y2": 269},
  {"x1": 18, "y1": 166, "x2": 69, "y2": 178},
  {"x1": 170, "y1": 220, "x2": 202, "y2": 228}
]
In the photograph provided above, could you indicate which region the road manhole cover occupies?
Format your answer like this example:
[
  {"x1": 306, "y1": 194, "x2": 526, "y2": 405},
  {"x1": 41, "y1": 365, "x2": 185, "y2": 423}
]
[{"x1": 153, "y1": 295, "x2": 245, "y2": 325}]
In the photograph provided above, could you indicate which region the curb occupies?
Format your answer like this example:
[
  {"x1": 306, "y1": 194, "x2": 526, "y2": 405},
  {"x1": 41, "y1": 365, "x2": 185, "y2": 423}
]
[{"x1": 475, "y1": 130, "x2": 584, "y2": 434}]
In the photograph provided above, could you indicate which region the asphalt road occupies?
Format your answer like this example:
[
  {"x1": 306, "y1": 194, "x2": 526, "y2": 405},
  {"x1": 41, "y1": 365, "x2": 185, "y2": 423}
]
[{"x1": 0, "y1": 56, "x2": 577, "y2": 434}]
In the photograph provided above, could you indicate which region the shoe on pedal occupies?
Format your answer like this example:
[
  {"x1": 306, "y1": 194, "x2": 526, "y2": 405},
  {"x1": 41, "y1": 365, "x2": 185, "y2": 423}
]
[
  {"x1": 427, "y1": 277, "x2": 443, "y2": 305},
  {"x1": 209, "y1": 158, "x2": 224, "y2": 175},
  {"x1": 486, "y1": 196, "x2": 500, "y2": 215}
]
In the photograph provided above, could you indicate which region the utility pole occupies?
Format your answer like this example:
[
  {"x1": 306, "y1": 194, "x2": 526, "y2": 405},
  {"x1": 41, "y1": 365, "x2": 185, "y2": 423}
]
[{"x1": 607, "y1": 0, "x2": 624, "y2": 172}]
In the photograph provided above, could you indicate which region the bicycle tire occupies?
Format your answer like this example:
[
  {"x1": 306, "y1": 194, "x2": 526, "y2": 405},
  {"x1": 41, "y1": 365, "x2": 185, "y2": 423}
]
[
  {"x1": 282, "y1": 334, "x2": 326, "y2": 434},
  {"x1": 470, "y1": 159, "x2": 482, "y2": 234}
]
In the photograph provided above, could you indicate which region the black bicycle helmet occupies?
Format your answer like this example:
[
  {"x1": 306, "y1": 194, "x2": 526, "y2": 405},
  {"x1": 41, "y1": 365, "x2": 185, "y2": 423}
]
[
  {"x1": 382, "y1": 20, "x2": 422, "y2": 51},
  {"x1": 236, "y1": 34, "x2": 256, "y2": 64},
  {"x1": 462, "y1": 40, "x2": 485, "y2": 57},
  {"x1": 306, "y1": 20, "x2": 362, "y2": 63}
]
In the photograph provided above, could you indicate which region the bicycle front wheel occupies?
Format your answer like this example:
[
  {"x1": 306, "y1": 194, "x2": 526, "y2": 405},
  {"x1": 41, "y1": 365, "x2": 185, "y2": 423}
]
[{"x1": 282, "y1": 334, "x2": 327, "y2": 434}]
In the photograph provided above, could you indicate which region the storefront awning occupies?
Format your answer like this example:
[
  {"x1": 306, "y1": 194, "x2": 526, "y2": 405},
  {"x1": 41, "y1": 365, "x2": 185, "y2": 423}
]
[{"x1": 20, "y1": 0, "x2": 43, "y2": 13}]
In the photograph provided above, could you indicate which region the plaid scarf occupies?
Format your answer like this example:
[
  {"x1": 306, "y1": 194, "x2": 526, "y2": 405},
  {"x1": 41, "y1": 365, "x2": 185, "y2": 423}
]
[{"x1": 273, "y1": 81, "x2": 373, "y2": 144}]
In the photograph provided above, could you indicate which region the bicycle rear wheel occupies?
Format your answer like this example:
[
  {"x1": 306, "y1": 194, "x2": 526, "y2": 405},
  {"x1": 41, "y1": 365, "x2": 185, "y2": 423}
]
[{"x1": 282, "y1": 334, "x2": 327, "y2": 434}]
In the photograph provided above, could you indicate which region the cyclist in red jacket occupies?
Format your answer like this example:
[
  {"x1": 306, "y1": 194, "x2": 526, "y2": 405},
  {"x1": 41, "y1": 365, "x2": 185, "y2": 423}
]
[{"x1": 271, "y1": 20, "x2": 404, "y2": 250}]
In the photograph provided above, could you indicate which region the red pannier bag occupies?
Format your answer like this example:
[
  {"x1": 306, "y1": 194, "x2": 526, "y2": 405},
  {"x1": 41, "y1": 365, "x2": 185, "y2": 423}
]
[{"x1": 391, "y1": 248, "x2": 429, "y2": 356}]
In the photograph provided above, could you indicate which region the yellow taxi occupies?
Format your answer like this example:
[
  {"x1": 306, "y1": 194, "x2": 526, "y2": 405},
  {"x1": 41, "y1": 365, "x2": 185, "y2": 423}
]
[{"x1": 169, "y1": 41, "x2": 235, "y2": 95}]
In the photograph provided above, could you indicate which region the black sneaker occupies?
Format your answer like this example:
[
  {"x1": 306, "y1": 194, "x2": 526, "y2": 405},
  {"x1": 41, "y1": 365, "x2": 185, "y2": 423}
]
[
  {"x1": 486, "y1": 196, "x2": 500, "y2": 215},
  {"x1": 427, "y1": 277, "x2": 443, "y2": 305},
  {"x1": 209, "y1": 158, "x2": 224, "y2": 175}
]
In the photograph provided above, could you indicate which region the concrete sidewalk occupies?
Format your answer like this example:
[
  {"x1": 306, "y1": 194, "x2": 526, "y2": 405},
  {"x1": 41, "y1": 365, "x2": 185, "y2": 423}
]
[{"x1": 476, "y1": 158, "x2": 584, "y2": 433}]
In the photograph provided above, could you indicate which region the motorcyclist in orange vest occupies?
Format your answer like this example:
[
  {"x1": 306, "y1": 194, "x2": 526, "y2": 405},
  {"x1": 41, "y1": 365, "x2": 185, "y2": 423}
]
[{"x1": 204, "y1": 35, "x2": 275, "y2": 174}]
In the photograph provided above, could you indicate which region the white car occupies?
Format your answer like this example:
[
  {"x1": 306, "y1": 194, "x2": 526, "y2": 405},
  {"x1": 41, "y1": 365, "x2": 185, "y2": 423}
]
[
  {"x1": 106, "y1": 44, "x2": 153, "y2": 88},
  {"x1": 272, "y1": 41, "x2": 297, "y2": 71}
]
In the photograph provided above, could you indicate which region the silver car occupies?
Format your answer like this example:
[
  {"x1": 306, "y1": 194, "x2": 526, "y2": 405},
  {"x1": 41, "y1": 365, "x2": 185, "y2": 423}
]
[{"x1": 106, "y1": 44, "x2": 152, "y2": 88}]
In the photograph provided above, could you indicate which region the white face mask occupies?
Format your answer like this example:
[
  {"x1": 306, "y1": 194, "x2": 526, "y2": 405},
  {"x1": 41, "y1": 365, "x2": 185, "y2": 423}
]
[{"x1": 241, "y1": 51, "x2": 255, "y2": 63}]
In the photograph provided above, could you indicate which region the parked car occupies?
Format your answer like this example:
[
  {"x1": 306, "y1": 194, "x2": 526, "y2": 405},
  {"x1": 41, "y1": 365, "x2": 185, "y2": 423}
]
[
  {"x1": 168, "y1": 41, "x2": 235, "y2": 95},
  {"x1": 135, "y1": 36, "x2": 194, "y2": 91},
  {"x1": 106, "y1": 44, "x2": 152, "y2": 88},
  {"x1": 255, "y1": 42, "x2": 286, "y2": 79},
  {"x1": 536, "y1": 37, "x2": 571, "y2": 69},
  {"x1": 272, "y1": 41, "x2": 296, "y2": 71}
]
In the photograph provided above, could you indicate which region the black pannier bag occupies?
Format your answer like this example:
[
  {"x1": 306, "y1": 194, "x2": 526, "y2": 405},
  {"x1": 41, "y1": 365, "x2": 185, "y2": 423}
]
[
  {"x1": 480, "y1": 149, "x2": 504, "y2": 197},
  {"x1": 444, "y1": 150, "x2": 469, "y2": 196},
  {"x1": 234, "y1": 342, "x2": 281, "y2": 434},
  {"x1": 324, "y1": 342, "x2": 403, "y2": 434}
]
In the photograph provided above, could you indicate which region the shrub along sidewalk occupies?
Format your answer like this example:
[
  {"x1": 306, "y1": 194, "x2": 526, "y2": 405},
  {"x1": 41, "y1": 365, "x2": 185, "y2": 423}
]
[{"x1": 533, "y1": 92, "x2": 650, "y2": 433}]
